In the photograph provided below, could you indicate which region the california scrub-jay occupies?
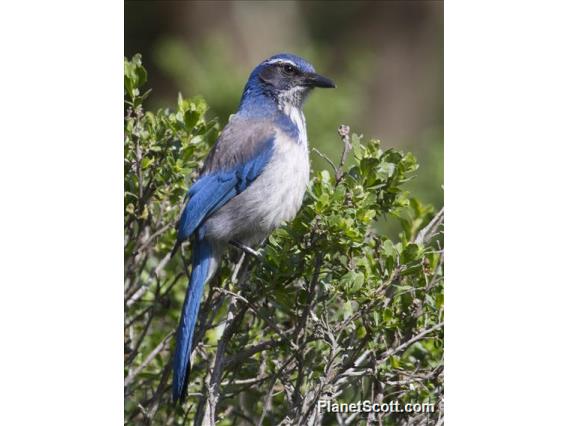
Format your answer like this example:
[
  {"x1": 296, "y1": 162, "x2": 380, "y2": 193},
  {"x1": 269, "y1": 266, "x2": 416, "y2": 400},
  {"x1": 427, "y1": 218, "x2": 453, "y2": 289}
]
[{"x1": 171, "y1": 53, "x2": 335, "y2": 402}]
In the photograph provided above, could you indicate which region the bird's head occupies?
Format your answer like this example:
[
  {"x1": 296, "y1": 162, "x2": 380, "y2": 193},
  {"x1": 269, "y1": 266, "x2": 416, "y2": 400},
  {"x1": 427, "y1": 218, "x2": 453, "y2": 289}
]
[{"x1": 240, "y1": 53, "x2": 335, "y2": 112}]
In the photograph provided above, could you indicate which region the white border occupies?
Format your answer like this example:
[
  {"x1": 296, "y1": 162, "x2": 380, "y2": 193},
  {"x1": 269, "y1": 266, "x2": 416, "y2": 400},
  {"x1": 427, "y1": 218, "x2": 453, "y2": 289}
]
[
  {"x1": 1, "y1": 1, "x2": 567, "y2": 424},
  {"x1": 0, "y1": 1, "x2": 123, "y2": 424},
  {"x1": 446, "y1": 1, "x2": 568, "y2": 424}
]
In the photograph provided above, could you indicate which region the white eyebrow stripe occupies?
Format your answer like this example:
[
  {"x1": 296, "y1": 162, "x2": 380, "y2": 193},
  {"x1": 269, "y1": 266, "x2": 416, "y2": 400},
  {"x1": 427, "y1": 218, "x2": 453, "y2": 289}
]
[{"x1": 264, "y1": 59, "x2": 297, "y2": 66}]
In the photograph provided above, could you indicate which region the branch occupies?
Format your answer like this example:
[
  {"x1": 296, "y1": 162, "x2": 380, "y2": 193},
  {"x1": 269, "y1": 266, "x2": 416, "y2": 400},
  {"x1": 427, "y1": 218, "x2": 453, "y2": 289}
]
[
  {"x1": 196, "y1": 252, "x2": 256, "y2": 425},
  {"x1": 414, "y1": 207, "x2": 444, "y2": 245},
  {"x1": 124, "y1": 329, "x2": 175, "y2": 387},
  {"x1": 312, "y1": 147, "x2": 339, "y2": 175},
  {"x1": 335, "y1": 124, "x2": 352, "y2": 183},
  {"x1": 126, "y1": 250, "x2": 175, "y2": 307},
  {"x1": 223, "y1": 339, "x2": 283, "y2": 369},
  {"x1": 217, "y1": 288, "x2": 298, "y2": 351},
  {"x1": 376, "y1": 322, "x2": 444, "y2": 364},
  {"x1": 198, "y1": 295, "x2": 247, "y2": 425}
]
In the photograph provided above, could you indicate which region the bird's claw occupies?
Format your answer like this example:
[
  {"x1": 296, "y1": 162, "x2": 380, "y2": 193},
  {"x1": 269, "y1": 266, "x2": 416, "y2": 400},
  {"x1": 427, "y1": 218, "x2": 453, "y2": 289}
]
[{"x1": 229, "y1": 240, "x2": 262, "y2": 258}]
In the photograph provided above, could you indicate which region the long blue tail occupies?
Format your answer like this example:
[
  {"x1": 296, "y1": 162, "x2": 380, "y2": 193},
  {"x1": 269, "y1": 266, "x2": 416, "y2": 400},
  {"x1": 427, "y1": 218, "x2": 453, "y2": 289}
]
[{"x1": 172, "y1": 237, "x2": 213, "y2": 402}]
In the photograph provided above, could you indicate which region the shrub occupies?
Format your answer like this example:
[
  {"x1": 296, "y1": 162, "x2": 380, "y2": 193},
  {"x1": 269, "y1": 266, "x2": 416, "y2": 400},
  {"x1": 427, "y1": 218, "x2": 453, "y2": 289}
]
[{"x1": 124, "y1": 55, "x2": 444, "y2": 425}]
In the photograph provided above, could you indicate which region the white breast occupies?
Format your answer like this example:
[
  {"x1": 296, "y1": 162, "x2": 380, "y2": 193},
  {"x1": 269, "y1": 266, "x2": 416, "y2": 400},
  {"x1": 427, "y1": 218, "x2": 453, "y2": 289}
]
[
  {"x1": 205, "y1": 130, "x2": 310, "y2": 246},
  {"x1": 279, "y1": 86, "x2": 308, "y2": 148},
  {"x1": 256, "y1": 130, "x2": 310, "y2": 225},
  {"x1": 287, "y1": 105, "x2": 307, "y2": 147}
]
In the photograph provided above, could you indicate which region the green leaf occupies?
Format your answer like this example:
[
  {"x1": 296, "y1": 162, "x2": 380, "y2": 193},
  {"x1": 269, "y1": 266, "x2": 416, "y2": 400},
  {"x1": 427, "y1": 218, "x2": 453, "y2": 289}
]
[{"x1": 381, "y1": 239, "x2": 399, "y2": 259}]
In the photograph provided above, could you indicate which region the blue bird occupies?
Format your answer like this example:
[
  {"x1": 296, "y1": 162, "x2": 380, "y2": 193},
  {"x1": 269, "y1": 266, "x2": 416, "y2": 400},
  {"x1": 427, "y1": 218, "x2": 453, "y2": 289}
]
[{"x1": 171, "y1": 53, "x2": 335, "y2": 402}]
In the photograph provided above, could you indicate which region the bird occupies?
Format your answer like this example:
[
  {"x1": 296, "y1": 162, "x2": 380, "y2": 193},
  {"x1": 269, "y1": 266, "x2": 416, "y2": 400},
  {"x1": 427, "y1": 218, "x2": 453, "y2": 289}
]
[{"x1": 171, "y1": 53, "x2": 335, "y2": 402}]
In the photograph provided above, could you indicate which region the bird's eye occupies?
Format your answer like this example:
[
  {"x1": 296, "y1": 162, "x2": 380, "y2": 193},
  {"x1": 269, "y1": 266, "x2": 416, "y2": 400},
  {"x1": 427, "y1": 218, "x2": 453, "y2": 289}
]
[{"x1": 282, "y1": 64, "x2": 296, "y2": 75}]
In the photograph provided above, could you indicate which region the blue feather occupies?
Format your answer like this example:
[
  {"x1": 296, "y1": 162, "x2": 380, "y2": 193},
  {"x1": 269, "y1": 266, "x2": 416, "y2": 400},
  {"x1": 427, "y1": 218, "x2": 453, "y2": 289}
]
[
  {"x1": 172, "y1": 236, "x2": 212, "y2": 402},
  {"x1": 176, "y1": 137, "x2": 275, "y2": 243},
  {"x1": 172, "y1": 136, "x2": 275, "y2": 402},
  {"x1": 177, "y1": 173, "x2": 238, "y2": 242}
]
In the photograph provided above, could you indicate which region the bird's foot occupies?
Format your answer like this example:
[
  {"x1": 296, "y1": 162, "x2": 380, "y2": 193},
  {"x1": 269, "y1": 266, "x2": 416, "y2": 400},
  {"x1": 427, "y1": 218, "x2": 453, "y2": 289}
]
[{"x1": 230, "y1": 240, "x2": 262, "y2": 259}]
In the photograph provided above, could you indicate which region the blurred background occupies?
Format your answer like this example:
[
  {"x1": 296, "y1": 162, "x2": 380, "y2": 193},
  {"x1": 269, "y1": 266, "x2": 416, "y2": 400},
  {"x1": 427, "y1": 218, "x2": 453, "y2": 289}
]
[{"x1": 125, "y1": 0, "x2": 443, "y2": 208}]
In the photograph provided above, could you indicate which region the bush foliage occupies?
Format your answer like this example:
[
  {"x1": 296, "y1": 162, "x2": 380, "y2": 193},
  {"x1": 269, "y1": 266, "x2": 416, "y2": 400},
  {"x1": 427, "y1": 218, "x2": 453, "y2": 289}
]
[{"x1": 124, "y1": 55, "x2": 444, "y2": 425}]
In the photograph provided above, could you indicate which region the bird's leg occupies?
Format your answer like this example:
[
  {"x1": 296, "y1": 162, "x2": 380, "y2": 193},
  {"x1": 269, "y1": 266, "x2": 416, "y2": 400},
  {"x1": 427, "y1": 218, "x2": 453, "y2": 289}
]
[{"x1": 229, "y1": 240, "x2": 262, "y2": 259}]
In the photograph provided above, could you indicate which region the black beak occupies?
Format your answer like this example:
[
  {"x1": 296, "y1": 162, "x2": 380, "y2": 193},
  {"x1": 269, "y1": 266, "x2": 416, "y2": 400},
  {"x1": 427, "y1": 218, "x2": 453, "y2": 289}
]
[{"x1": 302, "y1": 72, "x2": 336, "y2": 88}]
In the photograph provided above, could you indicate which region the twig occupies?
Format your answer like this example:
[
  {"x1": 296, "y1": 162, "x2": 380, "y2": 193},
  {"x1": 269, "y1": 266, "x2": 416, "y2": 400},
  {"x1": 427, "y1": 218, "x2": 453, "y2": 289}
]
[
  {"x1": 224, "y1": 339, "x2": 282, "y2": 369},
  {"x1": 414, "y1": 207, "x2": 444, "y2": 245},
  {"x1": 126, "y1": 277, "x2": 163, "y2": 366},
  {"x1": 126, "y1": 250, "x2": 174, "y2": 307},
  {"x1": 196, "y1": 252, "x2": 256, "y2": 425},
  {"x1": 312, "y1": 147, "x2": 339, "y2": 175},
  {"x1": 125, "y1": 329, "x2": 175, "y2": 387},
  {"x1": 144, "y1": 363, "x2": 172, "y2": 421},
  {"x1": 256, "y1": 373, "x2": 279, "y2": 426},
  {"x1": 376, "y1": 322, "x2": 444, "y2": 364},
  {"x1": 335, "y1": 124, "x2": 352, "y2": 183},
  {"x1": 295, "y1": 252, "x2": 323, "y2": 344},
  {"x1": 291, "y1": 252, "x2": 323, "y2": 415},
  {"x1": 135, "y1": 126, "x2": 144, "y2": 203},
  {"x1": 217, "y1": 288, "x2": 298, "y2": 351},
  {"x1": 124, "y1": 273, "x2": 183, "y2": 330},
  {"x1": 199, "y1": 296, "x2": 247, "y2": 425},
  {"x1": 125, "y1": 307, "x2": 155, "y2": 366},
  {"x1": 134, "y1": 223, "x2": 173, "y2": 255},
  {"x1": 231, "y1": 253, "x2": 246, "y2": 284}
]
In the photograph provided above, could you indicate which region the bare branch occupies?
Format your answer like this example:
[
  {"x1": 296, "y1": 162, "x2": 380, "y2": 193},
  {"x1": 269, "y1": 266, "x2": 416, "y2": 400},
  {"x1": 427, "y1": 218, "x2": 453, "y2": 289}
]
[
  {"x1": 125, "y1": 329, "x2": 175, "y2": 387},
  {"x1": 377, "y1": 322, "x2": 444, "y2": 364},
  {"x1": 312, "y1": 147, "x2": 339, "y2": 175},
  {"x1": 335, "y1": 124, "x2": 352, "y2": 183},
  {"x1": 415, "y1": 207, "x2": 444, "y2": 245}
]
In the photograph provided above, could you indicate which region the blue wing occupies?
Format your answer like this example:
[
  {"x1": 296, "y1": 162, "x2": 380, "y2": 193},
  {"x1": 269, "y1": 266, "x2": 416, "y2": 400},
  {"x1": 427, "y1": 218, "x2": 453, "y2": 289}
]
[
  {"x1": 176, "y1": 119, "x2": 276, "y2": 242},
  {"x1": 172, "y1": 118, "x2": 276, "y2": 402}
]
